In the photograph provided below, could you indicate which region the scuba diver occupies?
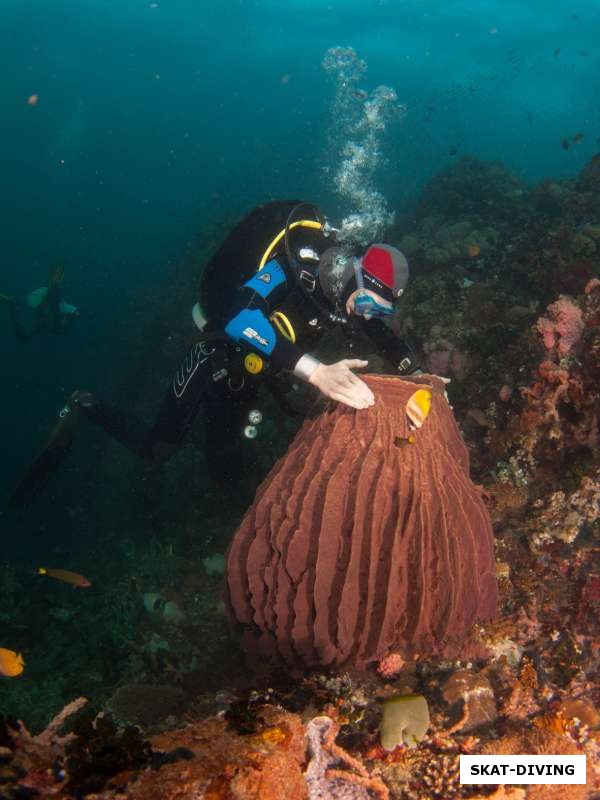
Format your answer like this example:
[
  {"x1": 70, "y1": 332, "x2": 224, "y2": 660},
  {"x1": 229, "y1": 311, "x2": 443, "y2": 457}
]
[
  {"x1": 9, "y1": 201, "x2": 420, "y2": 508},
  {"x1": 1, "y1": 264, "x2": 79, "y2": 342}
]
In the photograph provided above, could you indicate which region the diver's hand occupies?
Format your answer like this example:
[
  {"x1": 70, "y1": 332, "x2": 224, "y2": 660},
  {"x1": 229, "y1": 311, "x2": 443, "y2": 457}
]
[{"x1": 309, "y1": 359, "x2": 375, "y2": 410}]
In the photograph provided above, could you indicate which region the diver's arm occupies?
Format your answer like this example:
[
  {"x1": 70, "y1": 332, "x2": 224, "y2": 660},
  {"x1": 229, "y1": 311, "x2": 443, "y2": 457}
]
[
  {"x1": 224, "y1": 259, "x2": 374, "y2": 407},
  {"x1": 224, "y1": 257, "x2": 305, "y2": 371},
  {"x1": 223, "y1": 307, "x2": 374, "y2": 409},
  {"x1": 360, "y1": 317, "x2": 421, "y2": 375},
  {"x1": 224, "y1": 265, "x2": 355, "y2": 381},
  {"x1": 223, "y1": 309, "x2": 373, "y2": 409},
  {"x1": 224, "y1": 306, "x2": 303, "y2": 370}
]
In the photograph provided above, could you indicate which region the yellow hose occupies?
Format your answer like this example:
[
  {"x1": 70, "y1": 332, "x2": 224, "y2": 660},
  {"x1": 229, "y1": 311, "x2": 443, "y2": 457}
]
[
  {"x1": 258, "y1": 220, "x2": 323, "y2": 269},
  {"x1": 270, "y1": 311, "x2": 296, "y2": 343}
]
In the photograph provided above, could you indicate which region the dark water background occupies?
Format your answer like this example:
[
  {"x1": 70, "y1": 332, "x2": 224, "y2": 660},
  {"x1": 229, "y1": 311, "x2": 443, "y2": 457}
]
[{"x1": 1, "y1": 0, "x2": 599, "y2": 563}]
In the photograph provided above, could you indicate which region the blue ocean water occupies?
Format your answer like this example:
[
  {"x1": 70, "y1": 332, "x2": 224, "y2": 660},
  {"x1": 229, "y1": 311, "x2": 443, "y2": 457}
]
[{"x1": 1, "y1": 0, "x2": 598, "y2": 546}]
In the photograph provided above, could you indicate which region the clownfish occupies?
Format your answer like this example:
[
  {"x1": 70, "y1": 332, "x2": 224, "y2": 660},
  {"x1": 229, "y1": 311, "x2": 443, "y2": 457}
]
[{"x1": 0, "y1": 648, "x2": 25, "y2": 678}]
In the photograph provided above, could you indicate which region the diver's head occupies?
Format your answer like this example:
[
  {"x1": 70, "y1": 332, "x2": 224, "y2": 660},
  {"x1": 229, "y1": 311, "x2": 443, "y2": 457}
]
[{"x1": 319, "y1": 243, "x2": 409, "y2": 319}]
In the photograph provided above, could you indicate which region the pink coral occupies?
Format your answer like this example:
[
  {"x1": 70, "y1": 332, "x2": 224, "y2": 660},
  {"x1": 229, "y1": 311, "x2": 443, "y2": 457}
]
[
  {"x1": 536, "y1": 316, "x2": 557, "y2": 351},
  {"x1": 536, "y1": 296, "x2": 584, "y2": 356},
  {"x1": 520, "y1": 293, "x2": 592, "y2": 444},
  {"x1": 377, "y1": 653, "x2": 405, "y2": 680}
]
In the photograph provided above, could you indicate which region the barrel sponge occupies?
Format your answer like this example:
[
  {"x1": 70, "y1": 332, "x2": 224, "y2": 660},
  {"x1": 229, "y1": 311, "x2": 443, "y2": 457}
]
[{"x1": 226, "y1": 374, "x2": 497, "y2": 668}]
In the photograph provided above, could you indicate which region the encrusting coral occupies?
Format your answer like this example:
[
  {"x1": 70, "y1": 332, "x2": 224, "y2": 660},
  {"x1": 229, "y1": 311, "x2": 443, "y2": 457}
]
[{"x1": 0, "y1": 703, "x2": 309, "y2": 800}]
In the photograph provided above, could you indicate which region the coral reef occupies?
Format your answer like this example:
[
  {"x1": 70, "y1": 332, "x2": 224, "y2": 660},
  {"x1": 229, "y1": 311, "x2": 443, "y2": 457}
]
[
  {"x1": 5, "y1": 152, "x2": 600, "y2": 798},
  {"x1": 0, "y1": 703, "x2": 307, "y2": 799},
  {"x1": 515, "y1": 280, "x2": 600, "y2": 473}
]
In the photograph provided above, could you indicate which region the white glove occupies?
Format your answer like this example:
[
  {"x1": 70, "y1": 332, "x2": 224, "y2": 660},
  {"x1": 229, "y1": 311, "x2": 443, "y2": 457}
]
[{"x1": 309, "y1": 359, "x2": 375, "y2": 410}]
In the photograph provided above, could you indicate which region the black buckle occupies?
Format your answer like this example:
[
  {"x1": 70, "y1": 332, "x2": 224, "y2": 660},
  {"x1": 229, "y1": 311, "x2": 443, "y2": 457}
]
[{"x1": 299, "y1": 269, "x2": 316, "y2": 292}]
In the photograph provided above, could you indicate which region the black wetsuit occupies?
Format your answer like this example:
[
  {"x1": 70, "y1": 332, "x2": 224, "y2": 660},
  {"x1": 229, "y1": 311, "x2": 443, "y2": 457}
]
[{"x1": 78, "y1": 201, "x2": 419, "y2": 482}]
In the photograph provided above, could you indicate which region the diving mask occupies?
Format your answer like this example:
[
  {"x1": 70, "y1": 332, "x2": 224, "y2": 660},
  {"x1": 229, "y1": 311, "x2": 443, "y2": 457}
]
[
  {"x1": 354, "y1": 293, "x2": 394, "y2": 318},
  {"x1": 352, "y1": 258, "x2": 394, "y2": 318}
]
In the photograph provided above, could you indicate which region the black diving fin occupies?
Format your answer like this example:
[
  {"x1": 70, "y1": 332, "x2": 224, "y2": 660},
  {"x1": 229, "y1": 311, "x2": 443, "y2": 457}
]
[{"x1": 9, "y1": 396, "x2": 83, "y2": 508}]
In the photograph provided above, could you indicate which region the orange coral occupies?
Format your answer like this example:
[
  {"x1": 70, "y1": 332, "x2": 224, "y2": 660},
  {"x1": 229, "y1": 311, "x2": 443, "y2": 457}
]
[
  {"x1": 533, "y1": 710, "x2": 570, "y2": 736},
  {"x1": 502, "y1": 658, "x2": 540, "y2": 720},
  {"x1": 118, "y1": 707, "x2": 307, "y2": 800}
]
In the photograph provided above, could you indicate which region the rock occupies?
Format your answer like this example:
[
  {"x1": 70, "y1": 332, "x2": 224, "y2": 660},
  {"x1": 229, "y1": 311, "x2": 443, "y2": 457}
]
[{"x1": 442, "y1": 669, "x2": 497, "y2": 732}]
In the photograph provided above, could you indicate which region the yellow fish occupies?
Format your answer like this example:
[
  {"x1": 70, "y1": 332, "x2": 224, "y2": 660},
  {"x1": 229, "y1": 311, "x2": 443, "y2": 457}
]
[
  {"x1": 406, "y1": 389, "x2": 432, "y2": 430},
  {"x1": 0, "y1": 648, "x2": 25, "y2": 678}
]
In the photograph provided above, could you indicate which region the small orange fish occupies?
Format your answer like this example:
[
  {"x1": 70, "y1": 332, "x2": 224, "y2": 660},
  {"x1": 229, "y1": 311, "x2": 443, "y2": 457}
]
[
  {"x1": 394, "y1": 435, "x2": 415, "y2": 447},
  {"x1": 26, "y1": 94, "x2": 39, "y2": 106},
  {"x1": 38, "y1": 567, "x2": 91, "y2": 588},
  {"x1": 0, "y1": 648, "x2": 25, "y2": 678},
  {"x1": 467, "y1": 243, "x2": 481, "y2": 258}
]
